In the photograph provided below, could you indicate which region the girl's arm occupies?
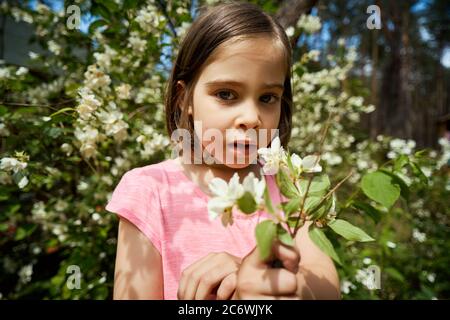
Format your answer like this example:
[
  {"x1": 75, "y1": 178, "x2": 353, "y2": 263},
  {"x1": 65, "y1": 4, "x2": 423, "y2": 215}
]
[
  {"x1": 113, "y1": 218, "x2": 163, "y2": 299},
  {"x1": 294, "y1": 221, "x2": 340, "y2": 299}
]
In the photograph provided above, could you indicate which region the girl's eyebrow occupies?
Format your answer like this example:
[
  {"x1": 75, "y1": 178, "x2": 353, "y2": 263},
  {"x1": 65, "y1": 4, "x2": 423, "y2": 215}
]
[{"x1": 204, "y1": 79, "x2": 284, "y2": 90}]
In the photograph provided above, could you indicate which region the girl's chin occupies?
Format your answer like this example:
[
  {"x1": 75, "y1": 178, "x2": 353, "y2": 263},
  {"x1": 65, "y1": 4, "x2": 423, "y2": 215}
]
[{"x1": 207, "y1": 154, "x2": 259, "y2": 168}]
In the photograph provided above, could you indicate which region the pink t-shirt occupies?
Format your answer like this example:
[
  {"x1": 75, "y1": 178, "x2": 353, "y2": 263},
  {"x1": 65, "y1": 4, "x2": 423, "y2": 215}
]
[{"x1": 105, "y1": 158, "x2": 285, "y2": 299}]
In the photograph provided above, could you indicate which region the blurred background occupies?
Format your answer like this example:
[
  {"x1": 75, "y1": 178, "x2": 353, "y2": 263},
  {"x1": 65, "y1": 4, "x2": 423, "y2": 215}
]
[{"x1": 0, "y1": 0, "x2": 449, "y2": 299}]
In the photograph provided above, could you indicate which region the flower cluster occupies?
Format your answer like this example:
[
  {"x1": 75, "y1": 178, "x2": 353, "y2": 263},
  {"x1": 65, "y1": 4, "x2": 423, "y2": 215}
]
[{"x1": 0, "y1": 152, "x2": 29, "y2": 189}]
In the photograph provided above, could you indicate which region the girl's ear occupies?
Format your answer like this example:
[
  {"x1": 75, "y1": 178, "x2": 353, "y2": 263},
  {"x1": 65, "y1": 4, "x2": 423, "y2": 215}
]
[{"x1": 176, "y1": 80, "x2": 193, "y2": 115}]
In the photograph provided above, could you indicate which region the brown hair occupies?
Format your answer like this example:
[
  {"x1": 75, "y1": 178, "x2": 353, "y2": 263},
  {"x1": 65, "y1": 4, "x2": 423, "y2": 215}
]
[{"x1": 164, "y1": 1, "x2": 293, "y2": 150}]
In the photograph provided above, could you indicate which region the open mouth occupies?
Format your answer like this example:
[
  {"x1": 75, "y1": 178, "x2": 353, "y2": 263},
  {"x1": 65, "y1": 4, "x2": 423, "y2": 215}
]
[{"x1": 228, "y1": 141, "x2": 257, "y2": 152}]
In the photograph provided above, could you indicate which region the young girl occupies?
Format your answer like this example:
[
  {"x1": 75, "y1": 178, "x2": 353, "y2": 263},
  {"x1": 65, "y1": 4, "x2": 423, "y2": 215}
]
[{"x1": 106, "y1": 2, "x2": 340, "y2": 300}]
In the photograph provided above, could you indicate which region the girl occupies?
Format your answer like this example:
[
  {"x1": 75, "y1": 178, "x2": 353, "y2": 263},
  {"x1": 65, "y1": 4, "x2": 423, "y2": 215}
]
[{"x1": 106, "y1": 2, "x2": 340, "y2": 300}]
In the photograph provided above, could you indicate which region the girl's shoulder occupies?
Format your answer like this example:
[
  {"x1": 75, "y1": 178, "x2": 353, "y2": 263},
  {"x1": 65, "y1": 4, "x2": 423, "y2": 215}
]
[{"x1": 120, "y1": 158, "x2": 179, "y2": 185}]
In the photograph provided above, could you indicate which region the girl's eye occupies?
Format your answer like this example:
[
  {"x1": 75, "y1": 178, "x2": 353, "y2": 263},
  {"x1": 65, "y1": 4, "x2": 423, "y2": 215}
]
[
  {"x1": 215, "y1": 90, "x2": 236, "y2": 101},
  {"x1": 260, "y1": 94, "x2": 280, "y2": 104}
]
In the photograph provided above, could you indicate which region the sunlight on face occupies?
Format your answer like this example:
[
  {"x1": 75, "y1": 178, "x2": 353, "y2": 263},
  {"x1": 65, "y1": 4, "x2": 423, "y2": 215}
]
[{"x1": 191, "y1": 35, "x2": 287, "y2": 168}]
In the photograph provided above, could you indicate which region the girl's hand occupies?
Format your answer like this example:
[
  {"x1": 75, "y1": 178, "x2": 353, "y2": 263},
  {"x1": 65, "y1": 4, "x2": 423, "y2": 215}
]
[
  {"x1": 178, "y1": 252, "x2": 241, "y2": 300},
  {"x1": 233, "y1": 241, "x2": 300, "y2": 300}
]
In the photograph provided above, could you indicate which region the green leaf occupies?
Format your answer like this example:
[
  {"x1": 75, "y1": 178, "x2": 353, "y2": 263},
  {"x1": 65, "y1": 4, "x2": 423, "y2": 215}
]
[
  {"x1": 255, "y1": 220, "x2": 277, "y2": 261},
  {"x1": 351, "y1": 201, "x2": 381, "y2": 223},
  {"x1": 263, "y1": 186, "x2": 275, "y2": 214},
  {"x1": 277, "y1": 225, "x2": 294, "y2": 247},
  {"x1": 296, "y1": 175, "x2": 330, "y2": 197},
  {"x1": 385, "y1": 267, "x2": 405, "y2": 283},
  {"x1": 380, "y1": 169, "x2": 410, "y2": 200},
  {"x1": 309, "y1": 195, "x2": 334, "y2": 220},
  {"x1": 123, "y1": 0, "x2": 139, "y2": 10},
  {"x1": 394, "y1": 154, "x2": 409, "y2": 172},
  {"x1": 287, "y1": 217, "x2": 303, "y2": 229},
  {"x1": 237, "y1": 191, "x2": 257, "y2": 214},
  {"x1": 361, "y1": 171, "x2": 400, "y2": 208},
  {"x1": 303, "y1": 196, "x2": 321, "y2": 213},
  {"x1": 101, "y1": 0, "x2": 119, "y2": 12},
  {"x1": 328, "y1": 219, "x2": 374, "y2": 242},
  {"x1": 91, "y1": 3, "x2": 111, "y2": 21},
  {"x1": 0, "y1": 223, "x2": 9, "y2": 232},
  {"x1": 276, "y1": 167, "x2": 299, "y2": 199},
  {"x1": 0, "y1": 105, "x2": 8, "y2": 116},
  {"x1": 409, "y1": 162, "x2": 428, "y2": 185},
  {"x1": 14, "y1": 224, "x2": 36, "y2": 241},
  {"x1": 281, "y1": 197, "x2": 302, "y2": 217},
  {"x1": 414, "y1": 149, "x2": 428, "y2": 158},
  {"x1": 309, "y1": 226, "x2": 342, "y2": 265}
]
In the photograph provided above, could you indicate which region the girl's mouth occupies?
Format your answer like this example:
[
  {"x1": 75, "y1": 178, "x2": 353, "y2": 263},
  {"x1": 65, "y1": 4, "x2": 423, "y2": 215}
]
[{"x1": 227, "y1": 141, "x2": 258, "y2": 159}]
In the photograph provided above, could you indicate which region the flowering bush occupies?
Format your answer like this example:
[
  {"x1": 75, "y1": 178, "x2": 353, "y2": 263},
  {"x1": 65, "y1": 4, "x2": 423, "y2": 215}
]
[{"x1": 0, "y1": 1, "x2": 448, "y2": 300}]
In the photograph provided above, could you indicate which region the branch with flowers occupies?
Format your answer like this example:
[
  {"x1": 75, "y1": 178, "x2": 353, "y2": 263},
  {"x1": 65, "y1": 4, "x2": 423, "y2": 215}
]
[{"x1": 207, "y1": 135, "x2": 374, "y2": 266}]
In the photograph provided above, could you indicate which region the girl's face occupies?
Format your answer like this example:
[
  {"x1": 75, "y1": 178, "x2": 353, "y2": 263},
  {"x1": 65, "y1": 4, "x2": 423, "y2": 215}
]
[{"x1": 187, "y1": 36, "x2": 286, "y2": 169}]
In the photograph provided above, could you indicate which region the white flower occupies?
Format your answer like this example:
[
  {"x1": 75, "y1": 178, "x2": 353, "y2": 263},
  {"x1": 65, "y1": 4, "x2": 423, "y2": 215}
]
[
  {"x1": 387, "y1": 151, "x2": 396, "y2": 159},
  {"x1": 77, "y1": 88, "x2": 102, "y2": 119},
  {"x1": 104, "y1": 120, "x2": 129, "y2": 142},
  {"x1": 307, "y1": 50, "x2": 320, "y2": 62},
  {"x1": 97, "y1": 109, "x2": 123, "y2": 124},
  {"x1": 28, "y1": 51, "x2": 39, "y2": 60},
  {"x1": 296, "y1": 14, "x2": 322, "y2": 34},
  {"x1": 55, "y1": 200, "x2": 68, "y2": 212},
  {"x1": 135, "y1": 5, "x2": 165, "y2": 33},
  {"x1": 242, "y1": 172, "x2": 266, "y2": 205},
  {"x1": 427, "y1": 273, "x2": 436, "y2": 283},
  {"x1": 48, "y1": 40, "x2": 61, "y2": 55},
  {"x1": 75, "y1": 126, "x2": 99, "y2": 144},
  {"x1": 115, "y1": 83, "x2": 132, "y2": 100},
  {"x1": 290, "y1": 153, "x2": 322, "y2": 174},
  {"x1": 32, "y1": 201, "x2": 47, "y2": 220},
  {"x1": 83, "y1": 65, "x2": 111, "y2": 90},
  {"x1": 363, "y1": 257, "x2": 372, "y2": 265},
  {"x1": 390, "y1": 138, "x2": 405, "y2": 149},
  {"x1": 80, "y1": 143, "x2": 96, "y2": 158},
  {"x1": 0, "y1": 123, "x2": 10, "y2": 136},
  {"x1": 128, "y1": 32, "x2": 147, "y2": 53},
  {"x1": 412, "y1": 228, "x2": 426, "y2": 243},
  {"x1": 340, "y1": 280, "x2": 356, "y2": 294},
  {"x1": 207, "y1": 173, "x2": 244, "y2": 221},
  {"x1": 18, "y1": 176, "x2": 29, "y2": 189},
  {"x1": 18, "y1": 264, "x2": 33, "y2": 284},
  {"x1": 16, "y1": 67, "x2": 28, "y2": 76},
  {"x1": 386, "y1": 241, "x2": 397, "y2": 249},
  {"x1": 257, "y1": 136, "x2": 287, "y2": 175},
  {"x1": 0, "y1": 157, "x2": 27, "y2": 173},
  {"x1": 285, "y1": 26, "x2": 295, "y2": 37},
  {"x1": 61, "y1": 143, "x2": 73, "y2": 156},
  {"x1": 0, "y1": 67, "x2": 11, "y2": 79},
  {"x1": 355, "y1": 268, "x2": 378, "y2": 290},
  {"x1": 77, "y1": 103, "x2": 97, "y2": 120}
]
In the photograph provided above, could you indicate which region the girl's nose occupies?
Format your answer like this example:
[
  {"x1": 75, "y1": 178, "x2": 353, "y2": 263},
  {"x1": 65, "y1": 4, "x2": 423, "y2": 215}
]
[{"x1": 236, "y1": 101, "x2": 261, "y2": 130}]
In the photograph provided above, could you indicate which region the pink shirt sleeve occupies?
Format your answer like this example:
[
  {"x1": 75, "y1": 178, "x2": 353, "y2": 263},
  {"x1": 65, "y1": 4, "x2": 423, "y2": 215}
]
[{"x1": 105, "y1": 168, "x2": 162, "y2": 254}]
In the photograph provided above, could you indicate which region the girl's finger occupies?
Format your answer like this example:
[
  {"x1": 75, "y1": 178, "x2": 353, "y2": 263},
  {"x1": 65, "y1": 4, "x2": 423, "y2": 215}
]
[
  {"x1": 216, "y1": 272, "x2": 237, "y2": 300},
  {"x1": 195, "y1": 259, "x2": 238, "y2": 300},
  {"x1": 239, "y1": 267, "x2": 298, "y2": 296},
  {"x1": 271, "y1": 241, "x2": 300, "y2": 274},
  {"x1": 178, "y1": 253, "x2": 215, "y2": 299}
]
